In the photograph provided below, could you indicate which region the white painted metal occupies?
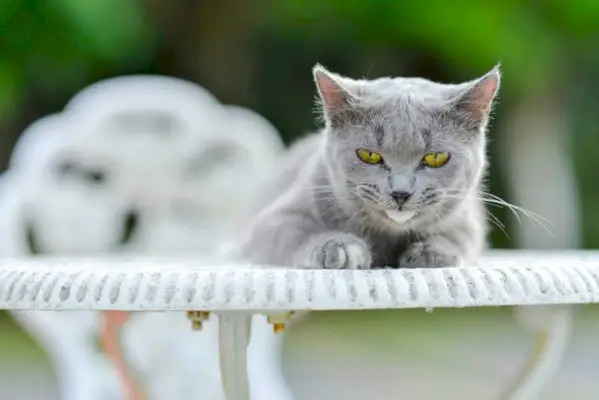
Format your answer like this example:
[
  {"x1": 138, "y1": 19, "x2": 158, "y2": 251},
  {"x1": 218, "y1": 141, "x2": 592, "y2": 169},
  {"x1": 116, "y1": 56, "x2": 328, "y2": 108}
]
[{"x1": 0, "y1": 250, "x2": 594, "y2": 400}]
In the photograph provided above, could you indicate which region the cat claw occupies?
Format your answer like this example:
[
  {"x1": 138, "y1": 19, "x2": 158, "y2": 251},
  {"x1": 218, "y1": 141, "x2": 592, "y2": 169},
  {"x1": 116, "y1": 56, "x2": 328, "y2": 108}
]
[
  {"x1": 187, "y1": 310, "x2": 211, "y2": 331},
  {"x1": 266, "y1": 311, "x2": 295, "y2": 334}
]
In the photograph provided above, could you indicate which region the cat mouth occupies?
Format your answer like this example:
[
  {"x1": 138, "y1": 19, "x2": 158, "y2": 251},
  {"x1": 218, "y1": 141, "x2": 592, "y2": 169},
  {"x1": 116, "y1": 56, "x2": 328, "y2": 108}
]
[{"x1": 384, "y1": 209, "x2": 416, "y2": 224}]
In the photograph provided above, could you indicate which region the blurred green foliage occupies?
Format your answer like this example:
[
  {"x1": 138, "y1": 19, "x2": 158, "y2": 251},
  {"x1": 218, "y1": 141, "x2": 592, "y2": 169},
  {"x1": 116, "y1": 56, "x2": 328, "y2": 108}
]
[
  {"x1": 2, "y1": 1, "x2": 597, "y2": 122},
  {"x1": 0, "y1": 0, "x2": 154, "y2": 118},
  {"x1": 267, "y1": 0, "x2": 599, "y2": 89}
]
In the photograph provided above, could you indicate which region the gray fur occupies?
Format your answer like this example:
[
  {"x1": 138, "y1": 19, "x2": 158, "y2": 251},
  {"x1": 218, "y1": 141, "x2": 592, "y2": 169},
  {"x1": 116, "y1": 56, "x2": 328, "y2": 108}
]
[{"x1": 239, "y1": 64, "x2": 500, "y2": 269}]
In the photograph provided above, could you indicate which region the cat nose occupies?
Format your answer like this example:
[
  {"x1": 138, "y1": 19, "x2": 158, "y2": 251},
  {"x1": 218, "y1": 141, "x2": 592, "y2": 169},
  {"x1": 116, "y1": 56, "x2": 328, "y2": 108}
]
[{"x1": 390, "y1": 190, "x2": 412, "y2": 205}]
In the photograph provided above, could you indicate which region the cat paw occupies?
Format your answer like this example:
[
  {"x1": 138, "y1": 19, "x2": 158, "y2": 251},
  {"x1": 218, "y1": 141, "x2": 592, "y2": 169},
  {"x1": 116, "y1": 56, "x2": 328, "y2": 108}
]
[
  {"x1": 398, "y1": 242, "x2": 459, "y2": 268},
  {"x1": 311, "y1": 234, "x2": 372, "y2": 270}
]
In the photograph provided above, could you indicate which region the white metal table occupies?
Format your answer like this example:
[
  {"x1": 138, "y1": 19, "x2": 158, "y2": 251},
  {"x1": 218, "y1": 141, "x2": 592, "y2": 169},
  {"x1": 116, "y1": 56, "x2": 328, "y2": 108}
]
[{"x1": 0, "y1": 250, "x2": 596, "y2": 399}]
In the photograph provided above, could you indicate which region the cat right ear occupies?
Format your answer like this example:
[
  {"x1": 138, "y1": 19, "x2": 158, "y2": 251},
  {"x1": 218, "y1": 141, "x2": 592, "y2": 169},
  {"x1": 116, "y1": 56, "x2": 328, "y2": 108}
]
[
  {"x1": 313, "y1": 64, "x2": 356, "y2": 126},
  {"x1": 449, "y1": 66, "x2": 501, "y2": 128}
]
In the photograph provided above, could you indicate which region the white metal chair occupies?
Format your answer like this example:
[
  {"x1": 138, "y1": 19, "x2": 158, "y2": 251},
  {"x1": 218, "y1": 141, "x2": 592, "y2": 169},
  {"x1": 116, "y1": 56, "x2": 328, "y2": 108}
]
[{"x1": 1, "y1": 75, "x2": 286, "y2": 400}]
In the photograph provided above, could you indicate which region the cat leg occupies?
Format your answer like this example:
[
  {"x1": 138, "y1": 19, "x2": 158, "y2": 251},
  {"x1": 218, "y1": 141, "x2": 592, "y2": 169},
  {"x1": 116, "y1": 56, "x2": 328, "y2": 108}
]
[
  {"x1": 295, "y1": 231, "x2": 372, "y2": 269},
  {"x1": 398, "y1": 237, "x2": 461, "y2": 268},
  {"x1": 241, "y1": 212, "x2": 372, "y2": 269}
]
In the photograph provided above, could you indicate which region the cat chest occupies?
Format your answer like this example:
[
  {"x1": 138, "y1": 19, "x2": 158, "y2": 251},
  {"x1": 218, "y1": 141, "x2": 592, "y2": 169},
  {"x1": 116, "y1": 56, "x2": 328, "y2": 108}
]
[
  {"x1": 337, "y1": 221, "x2": 411, "y2": 267},
  {"x1": 368, "y1": 233, "x2": 411, "y2": 267}
]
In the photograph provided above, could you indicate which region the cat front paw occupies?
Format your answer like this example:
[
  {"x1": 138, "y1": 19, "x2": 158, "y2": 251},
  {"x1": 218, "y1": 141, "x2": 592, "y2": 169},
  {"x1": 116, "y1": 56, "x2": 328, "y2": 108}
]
[
  {"x1": 398, "y1": 242, "x2": 459, "y2": 268},
  {"x1": 310, "y1": 234, "x2": 372, "y2": 270}
]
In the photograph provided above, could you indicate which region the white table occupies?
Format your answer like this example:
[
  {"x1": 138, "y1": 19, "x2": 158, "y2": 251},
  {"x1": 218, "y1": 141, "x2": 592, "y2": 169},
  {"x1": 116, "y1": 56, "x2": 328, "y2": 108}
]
[{"x1": 1, "y1": 250, "x2": 596, "y2": 400}]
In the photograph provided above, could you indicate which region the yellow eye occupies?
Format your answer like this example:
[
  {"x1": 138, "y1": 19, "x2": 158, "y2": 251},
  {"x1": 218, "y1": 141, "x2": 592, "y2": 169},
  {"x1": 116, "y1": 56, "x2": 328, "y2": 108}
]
[
  {"x1": 356, "y1": 149, "x2": 383, "y2": 164},
  {"x1": 423, "y1": 152, "x2": 450, "y2": 168}
]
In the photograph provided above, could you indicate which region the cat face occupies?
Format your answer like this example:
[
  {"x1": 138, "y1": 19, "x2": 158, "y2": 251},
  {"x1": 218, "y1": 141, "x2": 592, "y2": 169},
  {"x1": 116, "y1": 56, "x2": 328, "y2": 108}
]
[{"x1": 314, "y1": 65, "x2": 499, "y2": 224}]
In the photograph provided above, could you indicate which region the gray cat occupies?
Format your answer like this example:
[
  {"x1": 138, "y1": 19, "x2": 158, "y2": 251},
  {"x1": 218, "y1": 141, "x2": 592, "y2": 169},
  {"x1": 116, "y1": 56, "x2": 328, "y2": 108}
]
[{"x1": 238, "y1": 64, "x2": 500, "y2": 269}]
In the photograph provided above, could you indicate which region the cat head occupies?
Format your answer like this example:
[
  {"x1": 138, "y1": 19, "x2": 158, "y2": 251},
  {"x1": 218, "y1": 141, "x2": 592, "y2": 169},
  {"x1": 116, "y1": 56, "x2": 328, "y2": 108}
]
[{"x1": 313, "y1": 64, "x2": 500, "y2": 224}]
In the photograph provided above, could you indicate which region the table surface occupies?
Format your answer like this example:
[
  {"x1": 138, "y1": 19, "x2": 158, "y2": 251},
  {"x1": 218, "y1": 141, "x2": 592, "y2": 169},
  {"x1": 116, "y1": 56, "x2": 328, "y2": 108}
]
[{"x1": 2, "y1": 250, "x2": 599, "y2": 311}]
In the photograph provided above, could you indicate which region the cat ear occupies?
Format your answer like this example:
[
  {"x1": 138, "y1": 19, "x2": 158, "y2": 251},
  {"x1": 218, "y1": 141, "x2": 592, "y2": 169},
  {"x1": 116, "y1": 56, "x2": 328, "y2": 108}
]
[
  {"x1": 313, "y1": 64, "x2": 357, "y2": 125},
  {"x1": 451, "y1": 65, "x2": 501, "y2": 126}
]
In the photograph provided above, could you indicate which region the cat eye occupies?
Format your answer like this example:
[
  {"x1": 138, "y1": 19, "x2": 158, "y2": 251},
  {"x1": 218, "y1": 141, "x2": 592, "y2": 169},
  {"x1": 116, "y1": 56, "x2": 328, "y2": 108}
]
[
  {"x1": 422, "y1": 152, "x2": 450, "y2": 168},
  {"x1": 356, "y1": 149, "x2": 383, "y2": 165}
]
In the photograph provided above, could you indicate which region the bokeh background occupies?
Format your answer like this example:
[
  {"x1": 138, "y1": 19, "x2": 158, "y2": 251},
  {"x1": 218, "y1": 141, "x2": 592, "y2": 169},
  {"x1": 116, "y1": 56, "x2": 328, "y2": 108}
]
[{"x1": 1, "y1": 1, "x2": 599, "y2": 399}]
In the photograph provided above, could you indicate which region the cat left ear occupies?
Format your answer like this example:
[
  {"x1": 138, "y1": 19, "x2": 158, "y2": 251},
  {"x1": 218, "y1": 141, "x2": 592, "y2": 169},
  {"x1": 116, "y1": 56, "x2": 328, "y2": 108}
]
[
  {"x1": 451, "y1": 65, "x2": 501, "y2": 125},
  {"x1": 313, "y1": 64, "x2": 357, "y2": 125}
]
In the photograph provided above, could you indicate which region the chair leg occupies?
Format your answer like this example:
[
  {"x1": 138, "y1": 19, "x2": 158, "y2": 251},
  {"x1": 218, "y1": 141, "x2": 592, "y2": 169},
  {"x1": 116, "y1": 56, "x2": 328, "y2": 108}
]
[
  {"x1": 218, "y1": 312, "x2": 252, "y2": 400},
  {"x1": 100, "y1": 311, "x2": 146, "y2": 400},
  {"x1": 499, "y1": 305, "x2": 573, "y2": 400}
]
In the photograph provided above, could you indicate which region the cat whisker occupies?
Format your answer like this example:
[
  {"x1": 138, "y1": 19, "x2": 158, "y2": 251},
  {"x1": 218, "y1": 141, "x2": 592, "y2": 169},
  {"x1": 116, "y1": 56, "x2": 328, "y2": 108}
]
[
  {"x1": 355, "y1": 188, "x2": 385, "y2": 207},
  {"x1": 484, "y1": 209, "x2": 509, "y2": 239},
  {"x1": 477, "y1": 195, "x2": 553, "y2": 228},
  {"x1": 444, "y1": 188, "x2": 552, "y2": 224},
  {"x1": 358, "y1": 196, "x2": 382, "y2": 207},
  {"x1": 304, "y1": 184, "x2": 341, "y2": 193},
  {"x1": 316, "y1": 197, "x2": 356, "y2": 202},
  {"x1": 309, "y1": 184, "x2": 338, "y2": 190},
  {"x1": 438, "y1": 188, "x2": 551, "y2": 225},
  {"x1": 314, "y1": 192, "x2": 357, "y2": 200},
  {"x1": 431, "y1": 209, "x2": 442, "y2": 223},
  {"x1": 305, "y1": 188, "x2": 338, "y2": 194},
  {"x1": 307, "y1": 191, "x2": 353, "y2": 199},
  {"x1": 441, "y1": 192, "x2": 554, "y2": 237}
]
